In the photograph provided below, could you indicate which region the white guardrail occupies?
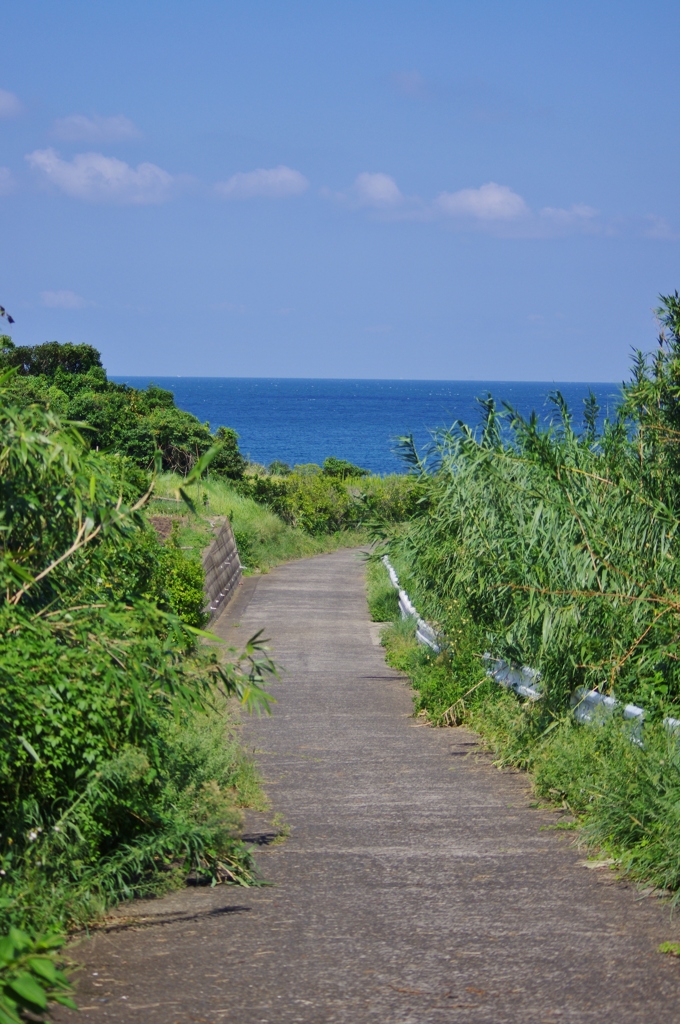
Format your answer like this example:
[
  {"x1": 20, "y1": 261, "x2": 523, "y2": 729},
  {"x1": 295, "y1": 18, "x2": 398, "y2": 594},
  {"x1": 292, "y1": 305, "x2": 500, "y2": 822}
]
[{"x1": 381, "y1": 555, "x2": 680, "y2": 738}]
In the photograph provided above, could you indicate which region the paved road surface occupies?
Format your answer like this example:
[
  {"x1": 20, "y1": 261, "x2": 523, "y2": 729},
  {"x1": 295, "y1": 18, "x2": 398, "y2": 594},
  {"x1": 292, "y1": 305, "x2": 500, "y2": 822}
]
[{"x1": 59, "y1": 549, "x2": 680, "y2": 1023}]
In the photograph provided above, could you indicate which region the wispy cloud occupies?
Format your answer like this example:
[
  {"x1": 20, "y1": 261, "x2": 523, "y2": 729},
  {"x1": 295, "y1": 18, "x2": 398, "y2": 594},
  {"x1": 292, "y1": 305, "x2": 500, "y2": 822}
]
[
  {"x1": 41, "y1": 290, "x2": 91, "y2": 309},
  {"x1": 435, "y1": 182, "x2": 529, "y2": 221},
  {"x1": 353, "y1": 172, "x2": 404, "y2": 207},
  {"x1": 0, "y1": 89, "x2": 22, "y2": 118},
  {"x1": 324, "y1": 172, "x2": 415, "y2": 212},
  {"x1": 0, "y1": 168, "x2": 15, "y2": 195},
  {"x1": 215, "y1": 165, "x2": 309, "y2": 200},
  {"x1": 643, "y1": 215, "x2": 678, "y2": 241},
  {"x1": 328, "y1": 171, "x2": 607, "y2": 236},
  {"x1": 26, "y1": 149, "x2": 175, "y2": 204},
  {"x1": 51, "y1": 114, "x2": 142, "y2": 143},
  {"x1": 434, "y1": 184, "x2": 600, "y2": 235}
]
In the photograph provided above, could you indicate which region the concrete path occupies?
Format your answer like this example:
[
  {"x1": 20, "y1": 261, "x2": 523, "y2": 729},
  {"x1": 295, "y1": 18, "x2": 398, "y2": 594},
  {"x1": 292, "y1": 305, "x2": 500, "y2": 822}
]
[{"x1": 60, "y1": 549, "x2": 680, "y2": 1023}]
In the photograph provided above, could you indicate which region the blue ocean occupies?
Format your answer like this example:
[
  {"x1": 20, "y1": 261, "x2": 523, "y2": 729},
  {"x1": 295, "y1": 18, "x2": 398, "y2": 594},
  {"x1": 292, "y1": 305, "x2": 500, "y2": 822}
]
[{"x1": 111, "y1": 378, "x2": 622, "y2": 475}]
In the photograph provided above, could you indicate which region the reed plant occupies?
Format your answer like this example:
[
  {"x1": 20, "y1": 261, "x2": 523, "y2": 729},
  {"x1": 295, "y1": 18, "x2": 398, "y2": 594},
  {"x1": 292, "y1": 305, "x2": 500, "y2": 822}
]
[{"x1": 378, "y1": 292, "x2": 680, "y2": 893}]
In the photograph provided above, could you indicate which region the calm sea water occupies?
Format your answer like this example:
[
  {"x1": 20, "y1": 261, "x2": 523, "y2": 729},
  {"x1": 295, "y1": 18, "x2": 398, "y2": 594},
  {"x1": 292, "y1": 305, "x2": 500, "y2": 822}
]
[{"x1": 112, "y1": 377, "x2": 622, "y2": 475}]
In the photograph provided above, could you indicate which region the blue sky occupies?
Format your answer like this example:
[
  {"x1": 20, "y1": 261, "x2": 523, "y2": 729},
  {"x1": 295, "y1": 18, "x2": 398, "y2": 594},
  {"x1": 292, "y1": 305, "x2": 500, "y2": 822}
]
[{"x1": 2, "y1": 1, "x2": 679, "y2": 381}]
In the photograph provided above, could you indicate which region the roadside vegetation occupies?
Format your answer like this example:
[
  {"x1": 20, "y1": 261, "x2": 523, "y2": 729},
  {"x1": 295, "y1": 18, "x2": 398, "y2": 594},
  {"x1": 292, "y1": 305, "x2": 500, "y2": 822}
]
[
  {"x1": 0, "y1": 338, "x2": 280, "y2": 1020},
  {"x1": 240, "y1": 457, "x2": 423, "y2": 537},
  {"x1": 0, "y1": 328, "x2": 420, "y2": 1019},
  {"x1": 150, "y1": 474, "x2": 369, "y2": 573},
  {"x1": 372, "y1": 291, "x2": 680, "y2": 898},
  {"x1": 146, "y1": 457, "x2": 423, "y2": 577}
]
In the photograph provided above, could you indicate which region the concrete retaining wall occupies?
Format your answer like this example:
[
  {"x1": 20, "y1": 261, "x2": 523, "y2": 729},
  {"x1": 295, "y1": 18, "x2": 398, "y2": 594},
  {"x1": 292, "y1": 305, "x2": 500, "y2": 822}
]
[{"x1": 202, "y1": 519, "x2": 242, "y2": 619}]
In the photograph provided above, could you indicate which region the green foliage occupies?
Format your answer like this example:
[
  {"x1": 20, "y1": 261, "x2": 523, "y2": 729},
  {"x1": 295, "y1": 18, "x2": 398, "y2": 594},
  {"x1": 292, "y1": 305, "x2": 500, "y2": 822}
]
[
  {"x1": 240, "y1": 466, "x2": 423, "y2": 535},
  {"x1": 0, "y1": 336, "x2": 102, "y2": 377},
  {"x1": 365, "y1": 558, "x2": 399, "y2": 621},
  {"x1": 152, "y1": 474, "x2": 369, "y2": 572},
  {"x1": 374, "y1": 292, "x2": 680, "y2": 894},
  {"x1": 0, "y1": 925, "x2": 75, "y2": 1023},
  {"x1": 268, "y1": 460, "x2": 292, "y2": 475},
  {"x1": 158, "y1": 523, "x2": 208, "y2": 627},
  {"x1": 389, "y1": 386, "x2": 680, "y2": 714},
  {"x1": 380, "y1": 605, "x2": 489, "y2": 724},
  {"x1": 0, "y1": 384, "x2": 276, "y2": 946},
  {"x1": 322, "y1": 456, "x2": 369, "y2": 479},
  {"x1": 1, "y1": 339, "x2": 245, "y2": 479}
]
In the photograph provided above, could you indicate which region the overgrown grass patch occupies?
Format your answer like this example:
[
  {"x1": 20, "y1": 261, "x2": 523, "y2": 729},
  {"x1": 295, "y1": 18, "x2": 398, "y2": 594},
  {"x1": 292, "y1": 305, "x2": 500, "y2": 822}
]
[
  {"x1": 152, "y1": 474, "x2": 368, "y2": 572},
  {"x1": 379, "y1": 591, "x2": 489, "y2": 724},
  {"x1": 2, "y1": 697, "x2": 267, "y2": 937}
]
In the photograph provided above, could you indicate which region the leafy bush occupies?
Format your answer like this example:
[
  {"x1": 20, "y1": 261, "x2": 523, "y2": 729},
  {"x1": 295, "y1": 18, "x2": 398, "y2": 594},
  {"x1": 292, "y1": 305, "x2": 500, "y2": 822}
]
[
  {"x1": 0, "y1": 336, "x2": 101, "y2": 377},
  {"x1": 0, "y1": 338, "x2": 245, "y2": 479},
  {"x1": 157, "y1": 523, "x2": 208, "y2": 627},
  {"x1": 0, "y1": 379, "x2": 276, "y2": 939},
  {"x1": 241, "y1": 466, "x2": 423, "y2": 535},
  {"x1": 322, "y1": 456, "x2": 369, "y2": 479}
]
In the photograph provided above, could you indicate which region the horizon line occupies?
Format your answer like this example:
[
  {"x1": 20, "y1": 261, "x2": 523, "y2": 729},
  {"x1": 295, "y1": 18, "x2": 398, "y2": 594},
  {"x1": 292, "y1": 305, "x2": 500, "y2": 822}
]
[{"x1": 109, "y1": 374, "x2": 622, "y2": 386}]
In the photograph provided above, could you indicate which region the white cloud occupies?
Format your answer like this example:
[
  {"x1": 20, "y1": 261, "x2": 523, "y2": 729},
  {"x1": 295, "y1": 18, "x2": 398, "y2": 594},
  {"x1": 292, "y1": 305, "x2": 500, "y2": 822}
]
[
  {"x1": 51, "y1": 113, "x2": 141, "y2": 142},
  {"x1": 26, "y1": 148, "x2": 174, "y2": 204},
  {"x1": 354, "y1": 172, "x2": 404, "y2": 207},
  {"x1": 436, "y1": 181, "x2": 529, "y2": 220},
  {"x1": 327, "y1": 172, "x2": 677, "y2": 240},
  {"x1": 41, "y1": 290, "x2": 90, "y2": 309},
  {"x1": 215, "y1": 165, "x2": 309, "y2": 200},
  {"x1": 0, "y1": 167, "x2": 15, "y2": 195},
  {"x1": 539, "y1": 203, "x2": 598, "y2": 227},
  {"x1": 0, "y1": 89, "x2": 22, "y2": 118},
  {"x1": 323, "y1": 172, "x2": 412, "y2": 213},
  {"x1": 328, "y1": 173, "x2": 606, "y2": 234}
]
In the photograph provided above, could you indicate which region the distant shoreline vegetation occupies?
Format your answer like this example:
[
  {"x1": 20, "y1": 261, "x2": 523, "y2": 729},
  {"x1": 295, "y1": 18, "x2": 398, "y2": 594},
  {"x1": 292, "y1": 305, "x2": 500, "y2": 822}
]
[
  {"x1": 0, "y1": 336, "x2": 245, "y2": 479},
  {"x1": 0, "y1": 336, "x2": 423, "y2": 537}
]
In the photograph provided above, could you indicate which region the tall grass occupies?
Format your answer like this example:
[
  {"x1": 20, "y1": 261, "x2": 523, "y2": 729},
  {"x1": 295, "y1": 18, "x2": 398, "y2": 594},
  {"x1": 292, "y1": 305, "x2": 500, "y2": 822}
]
[
  {"x1": 374, "y1": 292, "x2": 680, "y2": 894},
  {"x1": 365, "y1": 559, "x2": 400, "y2": 622}
]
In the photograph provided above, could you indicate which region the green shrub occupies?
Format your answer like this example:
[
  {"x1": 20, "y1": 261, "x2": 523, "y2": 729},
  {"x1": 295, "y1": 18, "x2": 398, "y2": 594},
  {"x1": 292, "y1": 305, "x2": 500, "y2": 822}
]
[
  {"x1": 157, "y1": 523, "x2": 208, "y2": 628},
  {"x1": 240, "y1": 468, "x2": 423, "y2": 536},
  {"x1": 1, "y1": 339, "x2": 245, "y2": 479},
  {"x1": 0, "y1": 385, "x2": 276, "y2": 937},
  {"x1": 322, "y1": 456, "x2": 369, "y2": 479}
]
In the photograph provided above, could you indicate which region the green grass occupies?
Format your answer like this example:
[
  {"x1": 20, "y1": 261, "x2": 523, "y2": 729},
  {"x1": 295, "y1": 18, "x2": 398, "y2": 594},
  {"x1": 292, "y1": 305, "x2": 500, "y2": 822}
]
[
  {"x1": 151, "y1": 473, "x2": 368, "y2": 572},
  {"x1": 365, "y1": 558, "x2": 400, "y2": 621},
  {"x1": 2, "y1": 696, "x2": 267, "y2": 937},
  {"x1": 374, "y1": 594, "x2": 680, "y2": 897}
]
